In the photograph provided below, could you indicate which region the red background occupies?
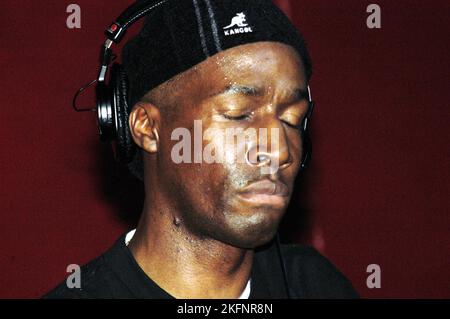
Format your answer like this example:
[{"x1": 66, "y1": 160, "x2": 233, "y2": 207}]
[{"x1": 0, "y1": 0, "x2": 448, "y2": 298}]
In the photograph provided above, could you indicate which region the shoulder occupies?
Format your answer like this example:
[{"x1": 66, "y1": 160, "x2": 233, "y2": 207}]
[{"x1": 281, "y1": 244, "x2": 359, "y2": 299}]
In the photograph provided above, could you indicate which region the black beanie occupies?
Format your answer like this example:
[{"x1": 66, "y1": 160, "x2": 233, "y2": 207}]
[{"x1": 122, "y1": 0, "x2": 312, "y2": 108}]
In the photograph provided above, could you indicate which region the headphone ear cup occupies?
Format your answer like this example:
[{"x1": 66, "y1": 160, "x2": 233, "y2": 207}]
[
  {"x1": 96, "y1": 81, "x2": 115, "y2": 142},
  {"x1": 111, "y1": 63, "x2": 136, "y2": 164}
]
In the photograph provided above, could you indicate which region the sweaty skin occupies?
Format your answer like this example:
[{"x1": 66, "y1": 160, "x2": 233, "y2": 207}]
[{"x1": 128, "y1": 42, "x2": 309, "y2": 299}]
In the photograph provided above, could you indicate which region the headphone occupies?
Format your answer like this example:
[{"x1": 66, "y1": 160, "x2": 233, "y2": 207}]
[{"x1": 73, "y1": 0, "x2": 314, "y2": 170}]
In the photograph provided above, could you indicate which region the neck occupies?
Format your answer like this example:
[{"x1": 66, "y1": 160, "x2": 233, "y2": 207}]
[{"x1": 128, "y1": 194, "x2": 253, "y2": 299}]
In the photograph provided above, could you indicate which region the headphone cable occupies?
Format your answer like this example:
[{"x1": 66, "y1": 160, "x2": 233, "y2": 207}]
[{"x1": 275, "y1": 233, "x2": 291, "y2": 299}]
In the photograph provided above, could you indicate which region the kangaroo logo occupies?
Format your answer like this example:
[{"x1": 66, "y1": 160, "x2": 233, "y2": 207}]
[
  {"x1": 223, "y1": 12, "x2": 253, "y2": 36},
  {"x1": 224, "y1": 12, "x2": 248, "y2": 29}
]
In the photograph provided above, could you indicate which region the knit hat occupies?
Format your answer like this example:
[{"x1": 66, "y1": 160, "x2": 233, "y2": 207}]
[{"x1": 122, "y1": 0, "x2": 312, "y2": 107}]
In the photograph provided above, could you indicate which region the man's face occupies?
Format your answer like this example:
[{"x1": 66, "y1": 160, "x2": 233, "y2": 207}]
[{"x1": 151, "y1": 42, "x2": 309, "y2": 248}]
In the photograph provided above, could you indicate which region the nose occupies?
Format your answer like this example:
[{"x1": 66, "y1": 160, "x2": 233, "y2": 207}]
[{"x1": 245, "y1": 122, "x2": 293, "y2": 173}]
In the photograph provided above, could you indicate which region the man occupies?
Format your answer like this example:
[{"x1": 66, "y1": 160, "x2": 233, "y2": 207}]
[{"x1": 46, "y1": 0, "x2": 358, "y2": 298}]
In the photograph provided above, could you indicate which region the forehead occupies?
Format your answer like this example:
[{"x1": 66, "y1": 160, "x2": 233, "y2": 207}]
[
  {"x1": 162, "y1": 42, "x2": 305, "y2": 98},
  {"x1": 149, "y1": 42, "x2": 307, "y2": 111},
  {"x1": 196, "y1": 41, "x2": 306, "y2": 91}
]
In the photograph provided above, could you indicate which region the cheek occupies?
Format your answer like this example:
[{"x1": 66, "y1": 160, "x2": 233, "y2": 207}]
[
  {"x1": 198, "y1": 163, "x2": 227, "y2": 198},
  {"x1": 287, "y1": 131, "x2": 303, "y2": 161}
]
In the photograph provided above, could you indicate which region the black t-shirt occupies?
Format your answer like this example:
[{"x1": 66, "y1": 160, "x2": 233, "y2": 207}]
[{"x1": 44, "y1": 232, "x2": 358, "y2": 299}]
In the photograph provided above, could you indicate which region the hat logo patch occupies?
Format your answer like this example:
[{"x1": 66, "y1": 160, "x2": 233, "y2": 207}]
[{"x1": 223, "y1": 12, "x2": 253, "y2": 36}]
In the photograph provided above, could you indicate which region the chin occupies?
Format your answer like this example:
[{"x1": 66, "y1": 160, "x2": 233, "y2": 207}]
[
  {"x1": 225, "y1": 228, "x2": 278, "y2": 249},
  {"x1": 219, "y1": 210, "x2": 282, "y2": 249}
]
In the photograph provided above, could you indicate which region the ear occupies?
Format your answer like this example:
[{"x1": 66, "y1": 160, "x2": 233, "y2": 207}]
[{"x1": 129, "y1": 102, "x2": 161, "y2": 154}]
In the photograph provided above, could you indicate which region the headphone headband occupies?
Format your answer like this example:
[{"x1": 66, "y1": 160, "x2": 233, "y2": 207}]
[
  {"x1": 106, "y1": 0, "x2": 170, "y2": 43},
  {"x1": 99, "y1": 1, "x2": 171, "y2": 83}
]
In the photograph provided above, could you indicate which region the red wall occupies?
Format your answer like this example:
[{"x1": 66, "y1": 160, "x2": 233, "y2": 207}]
[{"x1": 0, "y1": 0, "x2": 448, "y2": 298}]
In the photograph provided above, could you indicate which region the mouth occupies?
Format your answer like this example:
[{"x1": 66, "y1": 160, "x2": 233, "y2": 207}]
[{"x1": 238, "y1": 179, "x2": 290, "y2": 208}]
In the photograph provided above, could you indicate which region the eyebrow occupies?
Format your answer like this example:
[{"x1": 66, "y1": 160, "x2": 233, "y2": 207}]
[
  {"x1": 214, "y1": 85, "x2": 262, "y2": 97},
  {"x1": 210, "y1": 85, "x2": 310, "y2": 101}
]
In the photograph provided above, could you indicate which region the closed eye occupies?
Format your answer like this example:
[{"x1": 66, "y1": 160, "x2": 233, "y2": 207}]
[
  {"x1": 222, "y1": 113, "x2": 253, "y2": 121},
  {"x1": 279, "y1": 102, "x2": 310, "y2": 131},
  {"x1": 280, "y1": 113, "x2": 306, "y2": 131}
]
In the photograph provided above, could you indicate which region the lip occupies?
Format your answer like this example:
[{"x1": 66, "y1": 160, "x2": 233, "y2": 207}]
[{"x1": 238, "y1": 179, "x2": 289, "y2": 207}]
